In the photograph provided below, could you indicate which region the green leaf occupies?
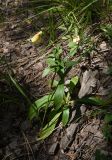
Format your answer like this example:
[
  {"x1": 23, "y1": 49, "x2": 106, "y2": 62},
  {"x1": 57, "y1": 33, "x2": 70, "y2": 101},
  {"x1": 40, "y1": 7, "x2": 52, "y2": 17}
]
[
  {"x1": 107, "y1": 66, "x2": 112, "y2": 75},
  {"x1": 54, "y1": 83, "x2": 64, "y2": 109},
  {"x1": 55, "y1": 45, "x2": 62, "y2": 56},
  {"x1": 38, "y1": 112, "x2": 61, "y2": 140},
  {"x1": 65, "y1": 58, "x2": 81, "y2": 76},
  {"x1": 77, "y1": 96, "x2": 106, "y2": 106},
  {"x1": 88, "y1": 97, "x2": 107, "y2": 106},
  {"x1": 66, "y1": 58, "x2": 81, "y2": 70},
  {"x1": 9, "y1": 74, "x2": 29, "y2": 101},
  {"x1": 104, "y1": 114, "x2": 112, "y2": 123},
  {"x1": 101, "y1": 24, "x2": 112, "y2": 39},
  {"x1": 60, "y1": 67, "x2": 65, "y2": 74},
  {"x1": 48, "y1": 109, "x2": 58, "y2": 122},
  {"x1": 95, "y1": 149, "x2": 107, "y2": 160},
  {"x1": 102, "y1": 124, "x2": 112, "y2": 140},
  {"x1": 68, "y1": 41, "x2": 76, "y2": 48},
  {"x1": 47, "y1": 57, "x2": 56, "y2": 66},
  {"x1": 70, "y1": 76, "x2": 79, "y2": 86},
  {"x1": 69, "y1": 76, "x2": 79, "y2": 91},
  {"x1": 48, "y1": 54, "x2": 55, "y2": 58},
  {"x1": 62, "y1": 107, "x2": 69, "y2": 126},
  {"x1": 42, "y1": 67, "x2": 51, "y2": 77},
  {"x1": 28, "y1": 94, "x2": 53, "y2": 120},
  {"x1": 59, "y1": 60, "x2": 65, "y2": 68},
  {"x1": 69, "y1": 47, "x2": 77, "y2": 56},
  {"x1": 57, "y1": 48, "x2": 63, "y2": 55},
  {"x1": 50, "y1": 80, "x2": 58, "y2": 88},
  {"x1": 68, "y1": 42, "x2": 78, "y2": 56}
]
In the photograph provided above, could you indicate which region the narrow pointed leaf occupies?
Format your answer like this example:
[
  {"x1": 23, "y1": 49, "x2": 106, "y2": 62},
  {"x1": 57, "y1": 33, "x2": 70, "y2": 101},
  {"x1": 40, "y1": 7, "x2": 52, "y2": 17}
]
[
  {"x1": 62, "y1": 107, "x2": 69, "y2": 126},
  {"x1": 104, "y1": 114, "x2": 112, "y2": 123},
  {"x1": 65, "y1": 58, "x2": 81, "y2": 75},
  {"x1": 54, "y1": 83, "x2": 64, "y2": 109},
  {"x1": 70, "y1": 76, "x2": 79, "y2": 86},
  {"x1": 77, "y1": 96, "x2": 107, "y2": 106},
  {"x1": 29, "y1": 94, "x2": 53, "y2": 120},
  {"x1": 38, "y1": 112, "x2": 61, "y2": 140},
  {"x1": 9, "y1": 74, "x2": 29, "y2": 101}
]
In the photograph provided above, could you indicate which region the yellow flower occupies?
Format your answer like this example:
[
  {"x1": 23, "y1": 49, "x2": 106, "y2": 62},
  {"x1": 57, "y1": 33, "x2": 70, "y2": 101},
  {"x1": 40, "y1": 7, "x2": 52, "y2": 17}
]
[
  {"x1": 73, "y1": 35, "x2": 80, "y2": 44},
  {"x1": 30, "y1": 31, "x2": 43, "y2": 43}
]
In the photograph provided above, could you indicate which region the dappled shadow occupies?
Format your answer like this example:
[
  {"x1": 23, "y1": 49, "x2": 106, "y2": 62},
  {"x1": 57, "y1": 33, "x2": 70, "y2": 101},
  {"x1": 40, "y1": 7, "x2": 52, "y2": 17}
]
[{"x1": 0, "y1": 1, "x2": 112, "y2": 160}]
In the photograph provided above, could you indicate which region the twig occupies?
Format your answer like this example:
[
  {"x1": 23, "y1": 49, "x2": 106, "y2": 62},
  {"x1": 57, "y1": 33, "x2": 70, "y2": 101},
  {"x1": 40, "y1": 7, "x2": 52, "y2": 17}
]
[{"x1": 22, "y1": 131, "x2": 35, "y2": 160}]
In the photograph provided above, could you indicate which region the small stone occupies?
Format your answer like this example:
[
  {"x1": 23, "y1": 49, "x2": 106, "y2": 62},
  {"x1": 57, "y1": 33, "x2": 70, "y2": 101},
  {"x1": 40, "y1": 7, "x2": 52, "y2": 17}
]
[
  {"x1": 48, "y1": 142, "x2": 59, "y2": 155},
  {"x1": 69, "y1": 110, "x2": 76, "y2": 123},
  {"x1": 64, "y1": 86, "x2": 69, "y2": 93},
  {"x1": 3, "y1": 48, "x2": 9, "y2": 54},
  {"x1": 65, "y1": 80, "x2": 70, "y2": 85},
  {"x1": 78, "y1": 70, "x2": 98, "y2": 98},
  {"x1": 60, "y1": 123, "x2": 78, "y2": 150},
  {"x1": 99, "y1": 41, "x2": 107, "y2": 51},
  {"x1": 80, "y1": 105, "x2": 87, "y2": 115},
  {"x1": 5, "y1": 42, "x2": 10, "y2": 46}
]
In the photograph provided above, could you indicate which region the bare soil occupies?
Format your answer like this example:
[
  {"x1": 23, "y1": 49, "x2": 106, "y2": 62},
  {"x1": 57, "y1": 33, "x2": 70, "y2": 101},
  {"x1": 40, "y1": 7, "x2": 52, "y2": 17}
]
[{"x1": 0, "y1": 1, "x2": 112, "y2": 160}]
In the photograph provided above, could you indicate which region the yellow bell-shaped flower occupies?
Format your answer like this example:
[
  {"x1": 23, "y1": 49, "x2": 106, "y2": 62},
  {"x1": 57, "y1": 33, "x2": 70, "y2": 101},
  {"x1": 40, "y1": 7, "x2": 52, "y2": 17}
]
[{"x1": 31, "y1": 31, "x2": 43, "y2": 43}]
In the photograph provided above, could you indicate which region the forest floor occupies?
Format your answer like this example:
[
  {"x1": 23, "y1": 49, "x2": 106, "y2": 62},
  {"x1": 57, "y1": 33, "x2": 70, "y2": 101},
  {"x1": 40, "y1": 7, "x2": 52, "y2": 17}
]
[{"x1": 0, "y1": 1, "x2": 112, "y2": 160}]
